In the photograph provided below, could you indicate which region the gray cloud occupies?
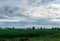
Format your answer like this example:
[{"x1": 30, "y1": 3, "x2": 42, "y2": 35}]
[
  {"x1": 27, "y1": 0, "x2": 55, "y2": 7},
  {"x1": 0, "y1": 0, "x2": 60, "y2": 26}
]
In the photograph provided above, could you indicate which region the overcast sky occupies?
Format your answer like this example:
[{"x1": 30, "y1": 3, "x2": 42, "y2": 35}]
[{"x1": 0, "y1": 0, "x2": 60, "y2": 27}]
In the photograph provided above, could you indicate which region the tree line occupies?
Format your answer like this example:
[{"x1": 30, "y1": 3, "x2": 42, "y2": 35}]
[{"x1": 0, "y1": 26, "x2": 60, "y2": 30}]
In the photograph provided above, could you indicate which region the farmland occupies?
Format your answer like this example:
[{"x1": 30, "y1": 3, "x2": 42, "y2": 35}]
[{"x1": 0, "y1": 29, "x2": 60, "y2": 41}]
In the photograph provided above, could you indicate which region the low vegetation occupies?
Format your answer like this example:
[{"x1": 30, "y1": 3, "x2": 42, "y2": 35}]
[
  {"x1": 0, "y1": 26, "x2": 60, "y2": 41},
  {"x1": 0, "y1": 28, "x2": 60, "y2": 41}
]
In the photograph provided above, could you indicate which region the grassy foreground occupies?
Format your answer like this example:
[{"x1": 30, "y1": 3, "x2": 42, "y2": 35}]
[{"x1": 0, "y1": 29, "x2": 60, "y2": 41}]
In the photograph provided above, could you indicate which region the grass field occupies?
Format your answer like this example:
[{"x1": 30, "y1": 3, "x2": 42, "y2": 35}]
[{"x1": 0, "y1": 29, "x2": 60, "y2": 41}]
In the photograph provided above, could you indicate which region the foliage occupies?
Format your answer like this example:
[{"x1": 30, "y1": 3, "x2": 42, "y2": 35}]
[
  {"x1": 0, "y1": 29, "x2": 60, "y2": 41},
  {"x1": 0, "y1": 29, "x2": 59, "y2": 37}
]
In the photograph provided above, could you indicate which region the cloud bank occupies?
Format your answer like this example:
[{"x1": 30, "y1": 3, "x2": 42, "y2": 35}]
[{"x1": 0, "y1": 0, "x2": 60, "y2": 26}]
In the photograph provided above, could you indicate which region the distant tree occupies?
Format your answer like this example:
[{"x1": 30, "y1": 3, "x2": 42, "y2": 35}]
[
  {"x1": 52, "y1": 27, "x2": 60, "y2": 30},
  {"x1": 12, "y1": 27, "x2": 14, "y2": 29},
  {"x1": 27, "y1": 28, "x2": 31, "y2": 30},
  {"x1": 40, "y1": 27, "x2": 42, "y2": 30},
  {"x1": 32, "y1": 26, "x2": 35, "y2": 30},
  {"x1": 5, "y1": 27, "x2": 11, "y2": 29}
]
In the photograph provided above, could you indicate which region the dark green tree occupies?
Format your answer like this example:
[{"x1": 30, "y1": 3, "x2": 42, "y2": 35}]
[{"x1": 32, "y1": 26, "x2": 35, "y2": 30}]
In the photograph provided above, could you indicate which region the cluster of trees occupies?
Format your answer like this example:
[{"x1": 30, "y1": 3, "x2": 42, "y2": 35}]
[
  {"x1": 52, "y1": 28, "x2": 60, "y2": 30},
  {"x1": 27, "y1": 26, "x2": 35, "y2": 30},
  {"x1": 27, "y1": 26, "x2": 60, "y2": 30},
  {"x1": 0, "y1": 26, "x2": 60, "y2": 30}
]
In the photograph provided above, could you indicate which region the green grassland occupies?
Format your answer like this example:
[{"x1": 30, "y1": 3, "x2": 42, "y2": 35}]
[{"x1": 0, "y1": 29, "x2": 60, "y2": 41}]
